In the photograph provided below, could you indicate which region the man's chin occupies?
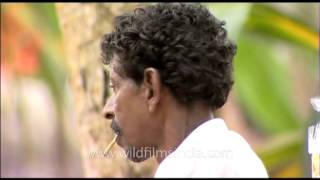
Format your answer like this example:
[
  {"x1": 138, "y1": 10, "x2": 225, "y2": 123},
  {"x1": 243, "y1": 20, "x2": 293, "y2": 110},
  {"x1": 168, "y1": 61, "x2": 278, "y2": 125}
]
[
  {"x1": 124, "y1": 146, "x2": 153, "y2": 163},
  {"x1": 127, "y1": 155, "x2": 150, "y2": 163}
]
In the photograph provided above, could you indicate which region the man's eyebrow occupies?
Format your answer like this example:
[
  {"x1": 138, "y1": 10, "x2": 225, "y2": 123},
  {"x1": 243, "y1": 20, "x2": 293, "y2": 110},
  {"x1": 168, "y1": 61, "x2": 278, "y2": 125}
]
[{"x1": 109, "y1": 76, "x2": 116, "y2": 85}]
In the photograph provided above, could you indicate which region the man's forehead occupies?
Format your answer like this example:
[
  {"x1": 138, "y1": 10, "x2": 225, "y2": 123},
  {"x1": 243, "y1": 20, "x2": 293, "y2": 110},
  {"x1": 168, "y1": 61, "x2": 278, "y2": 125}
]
[{"x1": 104, "y1": 64, "x2": 116, "y2": 81}]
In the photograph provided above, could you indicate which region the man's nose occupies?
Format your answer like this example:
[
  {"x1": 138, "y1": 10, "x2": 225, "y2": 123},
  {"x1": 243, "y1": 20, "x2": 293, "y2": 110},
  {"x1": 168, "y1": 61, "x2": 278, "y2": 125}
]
[{"x1": 102, "y1": 96, "x2": 115, "y2": 120}]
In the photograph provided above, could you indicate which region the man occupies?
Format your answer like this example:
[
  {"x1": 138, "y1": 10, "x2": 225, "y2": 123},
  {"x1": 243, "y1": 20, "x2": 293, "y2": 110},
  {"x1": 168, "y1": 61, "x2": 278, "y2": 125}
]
[{"x1": 100, "y1": 3, "x2": 268, "y2": 177}]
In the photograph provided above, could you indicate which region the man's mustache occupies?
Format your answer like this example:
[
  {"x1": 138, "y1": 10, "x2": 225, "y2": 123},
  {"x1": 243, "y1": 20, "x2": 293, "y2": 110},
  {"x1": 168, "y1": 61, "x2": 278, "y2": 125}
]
[{"x1": 111, "y1": 120, "x2": 121, "y2": 135}]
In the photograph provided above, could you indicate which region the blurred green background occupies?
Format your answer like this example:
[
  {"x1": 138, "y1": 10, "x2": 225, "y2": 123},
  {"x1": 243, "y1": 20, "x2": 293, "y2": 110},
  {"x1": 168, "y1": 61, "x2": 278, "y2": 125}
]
[{"x1": 1, "y1": 3, "x2": 319, "y2": 177}]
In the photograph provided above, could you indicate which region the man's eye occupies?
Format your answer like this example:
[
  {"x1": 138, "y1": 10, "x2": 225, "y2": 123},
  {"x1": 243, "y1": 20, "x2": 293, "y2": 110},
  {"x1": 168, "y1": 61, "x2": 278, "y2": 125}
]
[{"x1": 109, "y1": 84, "x2": 116, "y2": 92}]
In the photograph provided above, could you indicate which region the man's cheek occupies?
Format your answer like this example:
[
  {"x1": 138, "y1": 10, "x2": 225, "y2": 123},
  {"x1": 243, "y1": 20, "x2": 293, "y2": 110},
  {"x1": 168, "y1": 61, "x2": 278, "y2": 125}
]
[{"x1": 113, "y1": 94, "x2": 120, "y2": 111}]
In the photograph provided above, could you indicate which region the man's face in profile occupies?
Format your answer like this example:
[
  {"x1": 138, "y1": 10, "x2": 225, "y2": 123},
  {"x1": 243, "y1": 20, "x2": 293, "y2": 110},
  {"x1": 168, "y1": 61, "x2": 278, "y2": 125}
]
[{"x1": 103, "y1": 56, "x2": 163, "y2": 162}]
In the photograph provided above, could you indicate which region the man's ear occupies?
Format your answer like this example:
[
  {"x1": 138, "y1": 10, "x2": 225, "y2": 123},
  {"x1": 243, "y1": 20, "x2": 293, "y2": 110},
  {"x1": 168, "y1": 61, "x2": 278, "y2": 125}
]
[{"x1": 143, "y1": 68, "x2": 161, "y2": 112}]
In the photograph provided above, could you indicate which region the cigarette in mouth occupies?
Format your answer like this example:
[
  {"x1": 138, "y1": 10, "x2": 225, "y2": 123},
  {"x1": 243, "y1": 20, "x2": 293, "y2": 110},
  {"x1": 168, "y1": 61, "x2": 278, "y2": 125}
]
[{"x1": 104, "y1": 134, "x2": 118, "y2": 156}]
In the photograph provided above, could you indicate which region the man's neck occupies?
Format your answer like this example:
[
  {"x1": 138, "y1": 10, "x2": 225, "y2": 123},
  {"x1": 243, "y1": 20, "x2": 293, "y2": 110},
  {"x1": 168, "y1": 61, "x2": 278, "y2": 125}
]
[{"x1": 155, "y1": 102, "x2": 213, "y2": 163}]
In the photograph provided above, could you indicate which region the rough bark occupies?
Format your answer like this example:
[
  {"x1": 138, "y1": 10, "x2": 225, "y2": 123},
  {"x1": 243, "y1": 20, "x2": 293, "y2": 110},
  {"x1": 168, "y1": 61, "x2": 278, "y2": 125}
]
[{"x1": 55, "y1": 3, "x2": 157, "y2": 177}]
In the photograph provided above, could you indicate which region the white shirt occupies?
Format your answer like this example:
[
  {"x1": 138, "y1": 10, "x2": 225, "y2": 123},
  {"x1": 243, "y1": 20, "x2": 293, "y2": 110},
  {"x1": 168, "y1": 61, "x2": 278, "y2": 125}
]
[{"x1": 154, "y1": 118, "x2": 269, "y2": 178}]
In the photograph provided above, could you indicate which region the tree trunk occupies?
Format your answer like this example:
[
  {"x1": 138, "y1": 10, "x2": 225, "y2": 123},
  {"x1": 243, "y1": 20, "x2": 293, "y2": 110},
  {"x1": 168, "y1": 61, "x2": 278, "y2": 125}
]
[{"x1": 55, "y1": 3, "x2": 157, "y2": 177}]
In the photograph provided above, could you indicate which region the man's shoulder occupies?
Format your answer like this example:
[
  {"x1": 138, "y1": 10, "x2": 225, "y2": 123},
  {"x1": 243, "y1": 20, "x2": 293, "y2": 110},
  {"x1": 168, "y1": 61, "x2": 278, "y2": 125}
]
[
  {"x1": 154, "y1": 118, "x2": 269, "y2": 177},
  {"x1": 179, "y1": 118, "x2": 268, "y2": 177}
]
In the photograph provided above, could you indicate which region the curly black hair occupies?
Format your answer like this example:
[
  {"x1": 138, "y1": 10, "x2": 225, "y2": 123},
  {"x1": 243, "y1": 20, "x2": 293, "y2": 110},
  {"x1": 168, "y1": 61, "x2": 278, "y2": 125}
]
[{"x1": 101, "y1": 3, "x2": 237, "y2": 110}]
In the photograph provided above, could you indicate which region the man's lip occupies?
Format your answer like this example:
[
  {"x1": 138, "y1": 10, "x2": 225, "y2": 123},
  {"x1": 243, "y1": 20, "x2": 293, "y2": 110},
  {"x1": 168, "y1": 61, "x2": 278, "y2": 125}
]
[
  {"x1": 110, "y1": 120, "x2": 121, "y2": 135},
  {"x1": 110, "y1": 127, "x2": 121, "y2": 136},
  {"x1": 113, "y1": 130, "x2": 121, "y2": 136}
]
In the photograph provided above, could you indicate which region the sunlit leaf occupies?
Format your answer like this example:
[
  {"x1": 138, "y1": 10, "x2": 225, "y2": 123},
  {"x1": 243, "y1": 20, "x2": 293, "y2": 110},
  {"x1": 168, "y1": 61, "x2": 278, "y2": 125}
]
[{"x1": 246, "y1": 4, "x2": 318, "y2": 51}]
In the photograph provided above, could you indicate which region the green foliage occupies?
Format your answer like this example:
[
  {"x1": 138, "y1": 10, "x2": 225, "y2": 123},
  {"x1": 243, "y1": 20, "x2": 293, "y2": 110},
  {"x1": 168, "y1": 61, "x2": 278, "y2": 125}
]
[
  {"x1": 234, "y1": 33, "x2": 301, "y2": 134},
  {"x1": 205, "y1": 3, "x2": 252, "y2": 41},
  {"x1": 37, "y1": 50, "x2": 67, "y2": 106},
  {"x1": 207, "y1": 3, "x2": 317, "y2": 177}
]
